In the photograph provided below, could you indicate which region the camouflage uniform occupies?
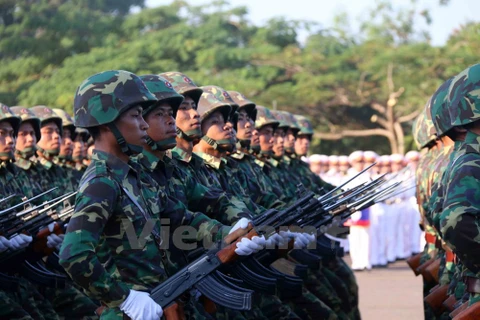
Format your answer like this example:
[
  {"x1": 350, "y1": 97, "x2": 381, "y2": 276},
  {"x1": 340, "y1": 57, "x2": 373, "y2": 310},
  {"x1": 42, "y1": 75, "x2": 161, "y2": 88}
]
[
  {"x1": 52, "y1": 108, "x2": 82, "y2": 185},
  {"x1": 30, "y1": 106, "x2": 74, "y2": 195}
]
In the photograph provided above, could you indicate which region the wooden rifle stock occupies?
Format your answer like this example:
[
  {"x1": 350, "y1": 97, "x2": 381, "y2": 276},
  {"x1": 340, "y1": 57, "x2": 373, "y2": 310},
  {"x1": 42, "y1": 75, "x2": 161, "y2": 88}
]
[
  {"x1": 33, "y1": 222, "x2": 63, "y2": 256},
  {"x1": 443, "y1": 295, "x2": 458, "y2": 312},
  {"x1": 163, "y1": 302, "x2": 186, "y2": 320},
  {"x1": 424, "y1": 284, "x2": 449, "y2": 316},
  {"x1": 406, "y1": 252, "x2": 423, "y2": 276},
  {"x1": 216, "y1": 228, "x2": 259, "y2": 264},
  {"x1": 416, "y1": 258, "x2": 436, "y2": 283},
  {"x1": 453, "y1": 302, "x2": 480, "y2": 320},
  {"x1": 450, "y1": 302, "x2": 468, "y2": 319},
  {"x1": 425, "y1": 258, "x2": 441, "y2": 283}
]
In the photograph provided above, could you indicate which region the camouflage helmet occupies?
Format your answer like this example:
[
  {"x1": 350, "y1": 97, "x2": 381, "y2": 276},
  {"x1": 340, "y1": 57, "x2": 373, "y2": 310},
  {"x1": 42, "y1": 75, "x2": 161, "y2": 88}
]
[
  {"x1": 73, "y1": 70, "x2": 157, "y2": 128},
  {"x1": 294, "y1": 115, "x2": 314, "y2": 136},
  {"x1": 139, "y1": 75, "x2": 184, "y2": 118},
  {"x1": 10, "y1": 106, "x2": 41, "y2": 140},
  {"x1": 227, "y1": 91, "x2": 257, "y2": 122},
  {"x1": 255, "y1": 106, "x2": 279, "y2": 130},
  {"x1": 271, "y1": 110, "x2": 289, "y2": 130},
  {"x1": 281, "y1": 111, "x2": 301, "y2": 133},
  {"x1": 0, "y1": 103, "x2": 21, "y2": 135},
  {"x1": 30, "y1": 105, "x2": 63, "y2": 137},
  {"x1": 202, "y1": 86, "x2": 238, "y2": 122},
  {"x1": 197, "y1": 87, "x2": 232, "y2": 124},
  {"x1": 159, "y1": 71, "x2": 203, "y2": 106},
  {"x1": 412, "y1": 100, "x2": 436, "y2": 150},
  {"x1": 53, "y1": 108, "x2": 77, "y2": 140},
  {"x1": 75, "y1": 127, "x2": 90, "y2": 142},
  {"x1": 430, "y1": 77, "x2": 454, "y2": 136},
  {"x1": 448, "y1": 63, "x2": 480, "y2": 127}
]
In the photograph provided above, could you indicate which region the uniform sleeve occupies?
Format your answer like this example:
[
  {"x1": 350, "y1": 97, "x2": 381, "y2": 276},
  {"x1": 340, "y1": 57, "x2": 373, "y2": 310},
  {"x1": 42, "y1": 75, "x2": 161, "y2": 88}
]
[
  {"x1": 440, "y1": 156, "x2": 480, "y2": 269},
  {"x1": 59, "y1": 177, "x2": 130, "y2": 308}
]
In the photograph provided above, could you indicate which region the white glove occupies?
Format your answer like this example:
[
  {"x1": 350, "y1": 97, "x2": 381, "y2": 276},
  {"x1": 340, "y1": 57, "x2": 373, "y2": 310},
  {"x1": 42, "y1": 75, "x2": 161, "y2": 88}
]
[
  {"x1": 279, "y1": 230, "x2": 295, "y2": 241},
  {"x1": 47, "y1": 234, "x2": 65, "y2": 249},
  {"x1": 120, "y1": 290, "x2": 163, "y2": 320},
  {"x1": 229, "y1": 218, "x2": 251, "y2": 234},
  {"x1": 293, "y1": 233, "x2": 316, "y2": 249},
  {"x1": 235, "y1": 236, "x2": 266, "y2": 256},
  {"x1": 265, "y1": 233, "x2": 285, "y2": 248},
  {"x1": 0, "y1": 236, "x2": 10, "y2": 253},
  {"x1": 9, "y1": 234, "x2": 32, "y2": 250}
]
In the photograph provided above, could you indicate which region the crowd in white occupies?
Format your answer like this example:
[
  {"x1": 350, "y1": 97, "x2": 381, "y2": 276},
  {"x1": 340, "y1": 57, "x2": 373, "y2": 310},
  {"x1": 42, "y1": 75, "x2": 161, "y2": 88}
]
[{"x1": 304, "y1": 151, "x2": 424, "y2": 271}]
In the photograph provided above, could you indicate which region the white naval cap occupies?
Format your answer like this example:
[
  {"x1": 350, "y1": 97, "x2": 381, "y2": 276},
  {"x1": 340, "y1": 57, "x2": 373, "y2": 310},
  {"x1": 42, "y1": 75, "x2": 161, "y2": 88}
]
[
  {"x1": 309, "y1": 154, "x2": 323, "y2": 164},
  {"x1": 338, "y1": 155, "x2": 349, "y2": 164},
  {"x1": 328, "y1": 155, "x2": 339, "y2": 164},
  {"x1": 390, "y1": 153, "x2": 404, "y2": 164},
  {"x1": 348, "y1": 151, "x2": 364, "y2": 164},
  {"x1": 405, "y1": 150, "x2": 420, "y2": 161},
  {"x1": 363, "y1": 150, "x2": 378, "y2": 162},
  {"x1": 379, "y1": 155, "x2": 391, "y2": 165}
]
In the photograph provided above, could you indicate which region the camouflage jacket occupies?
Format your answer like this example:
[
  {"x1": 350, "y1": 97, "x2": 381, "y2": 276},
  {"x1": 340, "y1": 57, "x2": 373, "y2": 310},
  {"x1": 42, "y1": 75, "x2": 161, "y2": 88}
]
[
  {"x1": 0, "y1": 160, "x2": 44, "y2": 209},
  {"x1": 59, "y1": 150, "x2": 171, "y2": 309},
  {"x1": 14, "y1": 154, "x2": 52, "y2": 196},
  {"x1": 228, "y1": 151, "x2": 283, "y2": 209},
  {"x1": 440, "y1": 131, "x2": 480, "y2": 273},
  {"x1": 194, "y1": 151, "x2": 265, "y2": 216},
  {"x1": 54, "y1": 156, "x2": 81, "y2": 189},
  {"x1": 171, "y1": 147, "x2": 252, "y2": 221},
  {"x1": 36, "y1": 156, "x2": 75, "y2": 193}
]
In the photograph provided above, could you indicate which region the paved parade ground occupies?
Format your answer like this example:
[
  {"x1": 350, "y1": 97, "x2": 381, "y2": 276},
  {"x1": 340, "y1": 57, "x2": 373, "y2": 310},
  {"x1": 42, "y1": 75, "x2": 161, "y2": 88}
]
[{"x1": 351, "y1": 259, "x2": 424, "y2": 319}]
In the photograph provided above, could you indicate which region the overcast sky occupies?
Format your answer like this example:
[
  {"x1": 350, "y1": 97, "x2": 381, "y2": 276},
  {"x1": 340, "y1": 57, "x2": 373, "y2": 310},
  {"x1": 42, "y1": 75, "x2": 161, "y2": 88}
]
[{"x1": 145, "y1": 0, "x2": 480, "y2": 46}]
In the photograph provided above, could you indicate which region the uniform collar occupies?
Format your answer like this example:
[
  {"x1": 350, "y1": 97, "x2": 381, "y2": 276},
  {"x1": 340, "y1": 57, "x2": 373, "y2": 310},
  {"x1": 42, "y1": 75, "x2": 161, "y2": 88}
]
[
  {"x1": 195, "y1": 151, "x2": 225, "y2": 170},
  {"x1": 171, "y1": 146, "x2": 192, "y2": 163},
  {"x1": 91, "y1": 149, "x2": 134, "y2": 181}
]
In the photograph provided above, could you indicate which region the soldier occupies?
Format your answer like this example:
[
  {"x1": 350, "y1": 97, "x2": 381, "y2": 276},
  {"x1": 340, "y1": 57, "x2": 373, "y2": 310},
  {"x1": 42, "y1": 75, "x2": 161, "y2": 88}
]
[
  {"x1": 438, "y1": 63, "x2": 480, "y2": 308},
  {"x1": 228, "y1": 91, "x2": 284, "y2": 208},
  {"x1": 30, "y1": 106, "x2": 74, "y2": 194},
  {"x1": 345, "y1": 151, "x2": 371, "y2": 271},
  {"x1": 308, "y1": 154, "x2": 323, "y2": 175},
  {"x1": 59, "y1": 70, "x2": 268, "y2": 320},
  {"x1": 72, "y1": 127, "x2": 90, "y2": 174},
  {"x1": 404, "y1": 150, "x2": 422, "y2": 256}
]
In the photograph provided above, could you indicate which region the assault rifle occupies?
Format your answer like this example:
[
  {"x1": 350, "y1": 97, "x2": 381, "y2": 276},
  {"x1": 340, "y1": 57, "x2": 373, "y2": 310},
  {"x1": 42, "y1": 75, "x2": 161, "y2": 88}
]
[
  {"x1": 0, "y1": 187, "x2": 58, "y2": 217},
  {"x1": 0, "y1": 194, "x2": 15, "y2": 206}
]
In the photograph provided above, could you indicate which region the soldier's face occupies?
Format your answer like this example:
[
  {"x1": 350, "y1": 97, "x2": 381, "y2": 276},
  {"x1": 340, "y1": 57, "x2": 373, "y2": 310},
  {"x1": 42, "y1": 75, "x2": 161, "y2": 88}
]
[
  {"x1": 284, "y1": 129, "x2": 296, "y2": 150},
  {"x1": 176, "y1": 96, "x2": 200, "y2": 133},
  {"x1": 72, "y1": 135, "x2": 85, "y2": 160},
  {"x1": 294, "y1": 135, "x2": 310, "y2": 156},
  {"x1": 16, "y1": 122, "x2": 37, "y2": 151},
  {"x1": 145, "y1": 103, "x2": 177, "y2": 144},
  {"x1": 115, "y1": 105, "x2": 149, "y2": 147},
  {"x1": 272, "y1": 128, "x2": 285, "y2": 157},
  {"x1": 352, "y1": 160, "x2": 364, "y2": 172},
  {"x1": 237, "y1": 110, "x2": 252, "y2": 140},
  {"x1": 0, "y1": 121, "x2": 15, "y2": 160},
  {"x1": 38, "y1": 121, "x2": 61, "y2": 151},
  {"x1": 391, "y1": 161, "x2": 403, "y2": 172},
  {"x1": 258, "y1": 125, "x2": 274, "y2": 152},
  {"x1": 59, "y1": 128, "x2": 73, "y2": 156},
  {"x1": 251, "y1": 129, "x2": 260, "y2": 145},
  {"x1": 202, "y1": 111, "x2": 231, "y2": 141}
]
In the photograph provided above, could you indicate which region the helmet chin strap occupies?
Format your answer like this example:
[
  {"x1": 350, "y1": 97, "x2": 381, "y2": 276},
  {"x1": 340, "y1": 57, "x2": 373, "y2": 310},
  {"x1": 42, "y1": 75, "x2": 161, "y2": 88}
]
[
  {"x1": 37, "y1": 145, "x2": 60, "y2": 158},
  {"x1": 250, "y1": 144, "x2": 260, "y2": 155},
  {"x1": 176, "y1": 127, "x2": 202, "y2": 142},
  {"x1": 284, "y1": 147, "x2": 295, "y2": 154},
  {"x1": 15, "y1": 147, "x2": 36, "y2": 159},
  {"x1": 108, "y1": 123, "x2": 143, "y2": 156},
  {"x1": 201, "y1": 136, "x2": 233, "y2": 152},
  {"x1": 146, "y1": 136, "x2": 177, "y2": 151},
  {"x1": 239, "y1": 139, "x2": 250, "y2": 149},
  {"x1": 0, "y1": 151, "x2": 13, "y2": 160},
  {"x1": 259, "y1": 150, "x2": 273, "y2": 158}
]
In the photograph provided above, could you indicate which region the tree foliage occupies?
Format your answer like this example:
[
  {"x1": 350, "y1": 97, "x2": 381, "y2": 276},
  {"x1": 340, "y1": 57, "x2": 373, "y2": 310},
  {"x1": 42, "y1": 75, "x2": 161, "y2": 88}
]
[{"x1": 0, "y1": 0, "x2": 478, "y2": 155}]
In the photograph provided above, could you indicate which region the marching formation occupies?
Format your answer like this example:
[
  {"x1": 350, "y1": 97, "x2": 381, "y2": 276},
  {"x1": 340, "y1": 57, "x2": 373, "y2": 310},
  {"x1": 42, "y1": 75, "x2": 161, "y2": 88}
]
[
  {"x1": 306, "y1": 152, "x2": 423, "y2": 272},
  {"x1": 409, "y1": 62, "x2": 480, "y2": 319},
  {"x1": 0, "y1": 70, "x2": 403, "y2": 320}
]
